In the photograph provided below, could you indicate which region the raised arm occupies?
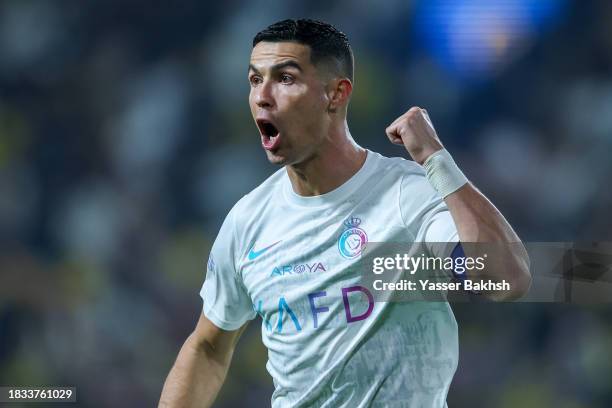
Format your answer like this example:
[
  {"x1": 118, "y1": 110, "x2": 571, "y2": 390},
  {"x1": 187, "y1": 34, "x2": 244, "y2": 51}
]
[
  {"x1": 386, "y1": 106, "x2": 531, "y2": 300},
  {"x1": 159, "y1": 312, "x2": 248, "y2": 408}
]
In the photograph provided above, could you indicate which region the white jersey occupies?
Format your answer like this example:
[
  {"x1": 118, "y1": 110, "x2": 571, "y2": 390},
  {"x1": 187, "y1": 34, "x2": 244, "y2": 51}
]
[{"x1": 201, "y1": 150, "x2": 459, "y2": 408}]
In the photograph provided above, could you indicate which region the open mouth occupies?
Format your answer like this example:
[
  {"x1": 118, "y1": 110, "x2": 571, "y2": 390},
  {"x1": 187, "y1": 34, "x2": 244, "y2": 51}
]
[{"x1": 256, "y1": 119, "x2": 281, "y2": 150}]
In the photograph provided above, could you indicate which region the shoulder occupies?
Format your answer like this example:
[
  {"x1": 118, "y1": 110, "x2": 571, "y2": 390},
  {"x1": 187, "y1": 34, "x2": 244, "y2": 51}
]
[
  {"x1": 231, "y1": 167, "x2": 285, "y2": 215},
  {"x1": 368, "y1": 150, "x2": 427, "y2": 179},
  {"x1": 214, "y1": 167, "x2": 285, "y2": 257},
  {"x1": 369, "y1": 150, "x2": 440, "y2": 204},
  {"x1": 222, "y1": 166, "x2": 286, "y2": 240}
]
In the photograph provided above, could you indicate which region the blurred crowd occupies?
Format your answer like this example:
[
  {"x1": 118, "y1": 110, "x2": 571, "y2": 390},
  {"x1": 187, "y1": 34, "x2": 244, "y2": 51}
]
[{"x1": 1, "y1": 0, "x2": 611, "y2": 406}]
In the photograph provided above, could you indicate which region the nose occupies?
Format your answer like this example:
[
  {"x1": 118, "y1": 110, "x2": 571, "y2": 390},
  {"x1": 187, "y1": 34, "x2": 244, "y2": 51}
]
[{"x1": 254, "y1": 79, "x2": 275, "y2": 109}]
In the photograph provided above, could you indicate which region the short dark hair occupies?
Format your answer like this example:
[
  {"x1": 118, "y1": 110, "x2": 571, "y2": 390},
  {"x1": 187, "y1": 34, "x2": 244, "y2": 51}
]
[{"x1": 253, "y1": 19, "x2": 354, "y2": 82}]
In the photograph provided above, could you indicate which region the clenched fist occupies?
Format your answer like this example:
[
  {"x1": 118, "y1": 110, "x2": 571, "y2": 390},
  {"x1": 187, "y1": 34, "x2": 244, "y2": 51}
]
[{"x1": 386, "y1": 107, "x2": 444, "y2": 165}]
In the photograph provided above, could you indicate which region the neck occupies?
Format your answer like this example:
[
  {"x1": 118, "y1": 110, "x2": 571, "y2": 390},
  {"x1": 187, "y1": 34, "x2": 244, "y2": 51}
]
[{"x1": 286, "y1": 121, "x2": 367, "y2": 196}]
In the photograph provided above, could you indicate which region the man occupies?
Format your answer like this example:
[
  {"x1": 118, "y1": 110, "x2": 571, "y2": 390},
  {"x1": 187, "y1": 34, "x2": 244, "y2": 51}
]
[{"x1": 159, "y1": 19, "x2": 530, "y2": 408}]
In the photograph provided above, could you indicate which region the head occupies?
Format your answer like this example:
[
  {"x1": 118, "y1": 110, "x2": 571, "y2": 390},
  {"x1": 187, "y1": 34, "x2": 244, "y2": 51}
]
[{"x1": 249, "y1": 19, "x2": 354, "y2": 166}]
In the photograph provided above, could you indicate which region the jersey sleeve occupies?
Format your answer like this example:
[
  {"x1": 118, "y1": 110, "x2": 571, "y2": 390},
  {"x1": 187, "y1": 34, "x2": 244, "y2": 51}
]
[
  {"x1": 200, "y1": 208, "x2": 256, "y2": 331},
  {"x1": 399, "y1": 171, "x2": 459, "y2": 259}
]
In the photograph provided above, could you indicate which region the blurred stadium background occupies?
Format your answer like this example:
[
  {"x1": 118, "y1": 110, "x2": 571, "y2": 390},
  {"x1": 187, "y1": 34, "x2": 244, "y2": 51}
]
[{"x1": 1, "y1": 0, "x2": 611, "y2": 406}]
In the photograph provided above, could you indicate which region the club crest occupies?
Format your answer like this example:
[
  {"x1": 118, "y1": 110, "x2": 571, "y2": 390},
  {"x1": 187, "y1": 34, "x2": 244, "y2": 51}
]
[{"x1": 338, "y1": 217, "x2": 368, "y2": 259}]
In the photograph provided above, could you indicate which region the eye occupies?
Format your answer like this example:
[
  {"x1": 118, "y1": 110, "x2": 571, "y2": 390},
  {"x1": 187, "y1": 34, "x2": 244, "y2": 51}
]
[
  {"x1": 280, "y1": 74, "x2": 294, "y2": 84},
  {"x1": 249, "y1": 75, "x2": 262, "y2": 86}
]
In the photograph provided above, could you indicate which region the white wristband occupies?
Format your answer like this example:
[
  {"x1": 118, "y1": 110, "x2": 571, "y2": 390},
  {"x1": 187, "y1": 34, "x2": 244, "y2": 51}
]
[{"x1": 422, "y1": 149, "x2": 468, "y2": 198}]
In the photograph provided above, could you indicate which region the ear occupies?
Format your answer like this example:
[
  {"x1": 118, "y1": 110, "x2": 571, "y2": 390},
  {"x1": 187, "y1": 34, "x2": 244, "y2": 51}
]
[{"x1": 326, "y1": 78, "x2": 353, "y2": 114}]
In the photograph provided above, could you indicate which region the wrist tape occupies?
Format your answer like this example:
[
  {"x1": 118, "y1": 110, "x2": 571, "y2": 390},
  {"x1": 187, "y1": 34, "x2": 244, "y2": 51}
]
[{"x1": 422, "y1": 149, "x2": 468, "y2": 197}]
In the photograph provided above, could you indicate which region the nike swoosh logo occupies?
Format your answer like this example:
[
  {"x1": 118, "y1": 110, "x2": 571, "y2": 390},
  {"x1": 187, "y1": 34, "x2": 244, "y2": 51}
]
[{"x1": 247, "y1": 240, "x2": 282, "y2": 260}]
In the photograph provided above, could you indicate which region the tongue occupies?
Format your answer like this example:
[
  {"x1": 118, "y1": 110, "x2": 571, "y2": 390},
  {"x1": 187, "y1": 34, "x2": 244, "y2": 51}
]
[{"x1": 263, "y1": 132, "x2": 280, "y2": 150}]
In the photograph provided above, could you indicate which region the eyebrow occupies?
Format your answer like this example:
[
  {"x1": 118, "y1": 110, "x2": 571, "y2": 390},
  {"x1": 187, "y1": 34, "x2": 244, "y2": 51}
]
[{"x1": 248, "y1": 60, "x2": 303, "y2": 75}]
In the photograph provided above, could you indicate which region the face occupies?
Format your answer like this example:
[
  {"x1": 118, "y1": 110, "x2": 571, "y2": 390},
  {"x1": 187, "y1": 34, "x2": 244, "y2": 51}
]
[{"x1": 248, "y1": 41, "x2": 331, "y2": 166}]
